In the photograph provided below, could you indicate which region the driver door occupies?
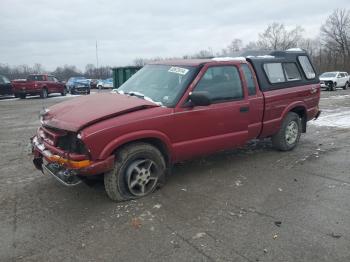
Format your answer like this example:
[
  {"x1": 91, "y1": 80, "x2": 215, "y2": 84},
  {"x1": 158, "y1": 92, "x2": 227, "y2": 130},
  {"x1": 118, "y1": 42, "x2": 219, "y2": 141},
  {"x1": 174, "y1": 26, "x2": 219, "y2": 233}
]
[{"x1": 171, "y1": 64, "x2": 249, "y2": 161}]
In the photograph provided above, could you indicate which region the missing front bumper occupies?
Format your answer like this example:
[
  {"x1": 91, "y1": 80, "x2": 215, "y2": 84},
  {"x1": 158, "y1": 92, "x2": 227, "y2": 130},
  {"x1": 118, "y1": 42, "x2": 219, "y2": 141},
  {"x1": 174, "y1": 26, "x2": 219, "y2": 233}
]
[{"x1": 42, "y1": 162, "x2": 82, "y2": 186}]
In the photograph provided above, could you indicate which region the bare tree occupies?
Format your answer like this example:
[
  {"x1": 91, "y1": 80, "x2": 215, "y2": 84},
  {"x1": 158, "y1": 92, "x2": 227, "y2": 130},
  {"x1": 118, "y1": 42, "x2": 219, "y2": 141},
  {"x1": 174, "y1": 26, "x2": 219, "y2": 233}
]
[
  {"x1": 257, "y1": 22, "x2": 304, "y2": 50},
  {"x1": 244, "y1": 41, "x2": 259, "y2": 50},
  {"x1": 321, "y1": 9, "x2": 350, "y2": 68},
  {"x1": 221, "y1": 39, "x2": 243, "y2": 55},
  {"x1": 133, "y1": 58, "x2": 147, "y2": 67}
]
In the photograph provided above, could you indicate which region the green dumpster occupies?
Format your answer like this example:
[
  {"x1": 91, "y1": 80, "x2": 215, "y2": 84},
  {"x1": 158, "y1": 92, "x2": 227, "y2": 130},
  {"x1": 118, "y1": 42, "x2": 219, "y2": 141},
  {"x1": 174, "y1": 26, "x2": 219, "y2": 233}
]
[{"x1": 112, "y1": 66, "x2": 142, "y2": 88}]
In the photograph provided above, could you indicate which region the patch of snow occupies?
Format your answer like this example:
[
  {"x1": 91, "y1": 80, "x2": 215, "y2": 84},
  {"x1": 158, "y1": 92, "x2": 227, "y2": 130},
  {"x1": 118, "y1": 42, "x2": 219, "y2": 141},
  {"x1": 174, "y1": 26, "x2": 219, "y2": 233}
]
[
  {"x1": 246, "y1": 55, "x2": 275, "y2": 59},
  {"x1": 192, "y1": 232, "x2": 206, "y2": 239},
  {"x1": 286, "y1": 48, "x2": 303, "y2": 52},
  {"x1": 234, "y1": 180, "x2": 243, "y2": 187},
  {"x1": 212, "y1": 57, "x2": 246, "y2": 62},
  {"x1": 321, "y1": 95, "x2": 350, "y2": 100},
  {"x1": 153, "y1": 204, "x2": 162, "y2": 209},
  {"x1": 311, "y1": 107, "x2": 350, "y2": 128},
  {"x1": 0, "y1": 97, "x2": 19, "y2": 102}
]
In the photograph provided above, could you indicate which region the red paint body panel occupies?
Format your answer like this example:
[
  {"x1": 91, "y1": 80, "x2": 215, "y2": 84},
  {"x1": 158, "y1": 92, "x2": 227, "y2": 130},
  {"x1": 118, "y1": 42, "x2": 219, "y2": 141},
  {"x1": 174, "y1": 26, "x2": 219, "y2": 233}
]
[
  {"x1": 42, "y1": 93, "x2": 159, "y2": 132},
  {"x1": 12, "y1": 74, "x2": 65, "y2": 96},
  {"x1": 259, "y1": 84, "x2": 320, "y2": 138},
  {"x1": 31, "y1": 59, "x2": 321, "y2": 177}
]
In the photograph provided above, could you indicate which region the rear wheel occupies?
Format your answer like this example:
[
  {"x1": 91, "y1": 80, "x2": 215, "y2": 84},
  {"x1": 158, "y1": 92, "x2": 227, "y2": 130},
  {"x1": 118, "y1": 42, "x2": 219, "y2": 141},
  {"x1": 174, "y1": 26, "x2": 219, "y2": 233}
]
[
  {"x1": 40, "y1": 88, "x2": 48, "y2": 99},
  {"x1": 104, "y1": 142, "x2": 166, "y2": 201},
  {"x1": 272, "y1": 112, "x2": 302, "y2": 151},
  {"x1": 19, "y1": 94, "x2": 26, "y2": 99},
  {"x1": 61, "y1": 87, "x2": 67, "y2": 96}
]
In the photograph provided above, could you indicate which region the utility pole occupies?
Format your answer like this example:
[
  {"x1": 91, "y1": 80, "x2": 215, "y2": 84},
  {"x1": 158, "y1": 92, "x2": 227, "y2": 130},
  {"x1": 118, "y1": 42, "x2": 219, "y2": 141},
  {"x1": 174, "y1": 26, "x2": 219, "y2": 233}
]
[{"x1": 96, "y1": 40, "x2": 99, "y2": 79}]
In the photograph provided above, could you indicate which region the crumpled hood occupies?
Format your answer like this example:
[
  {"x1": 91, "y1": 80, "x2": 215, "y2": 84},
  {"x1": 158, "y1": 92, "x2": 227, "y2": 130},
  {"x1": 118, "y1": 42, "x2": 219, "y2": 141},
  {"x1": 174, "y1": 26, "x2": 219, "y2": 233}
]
[{"x1": 42, "y1": 93, "x2": 158, "y2": 132}]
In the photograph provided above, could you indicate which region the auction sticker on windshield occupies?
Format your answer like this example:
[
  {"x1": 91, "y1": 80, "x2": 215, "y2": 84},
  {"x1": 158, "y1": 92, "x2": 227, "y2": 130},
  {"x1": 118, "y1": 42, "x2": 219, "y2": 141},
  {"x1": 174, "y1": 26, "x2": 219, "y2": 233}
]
[{"x1": 168, "y1": 67, "x2": 189, "y2": 75}]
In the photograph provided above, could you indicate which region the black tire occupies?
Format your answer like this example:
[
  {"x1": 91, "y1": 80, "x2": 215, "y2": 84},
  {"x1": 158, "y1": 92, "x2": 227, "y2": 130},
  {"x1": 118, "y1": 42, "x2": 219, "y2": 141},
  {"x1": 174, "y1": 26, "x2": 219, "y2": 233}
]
[
  {"x1": 343, "y1": 82, "x2": 349, "y2": 90},
  {"x1": 70, "y1": 89, "x2": 75, "y2": 95},
  {"x1": 86, "y1": 90, "x2": 90, "y2": 95},
  {"x1": 61, "y1": 87, "x2": 67, "y2": 96},
  {"x1": 104, "y1": 142, "x2": 166, "y2": 202},
  {"x1": 332, "y1": 82, "x2": 337, "y2": 91},
  {"x1": 40, "y1": 88, "x2": 48, "y2": 99},
  {"x1": 272, "y1": 112, "x2": 302, "y2": 151},
  {"x1": 19, "y1": 94, "x2": 26, "y2": 99}
]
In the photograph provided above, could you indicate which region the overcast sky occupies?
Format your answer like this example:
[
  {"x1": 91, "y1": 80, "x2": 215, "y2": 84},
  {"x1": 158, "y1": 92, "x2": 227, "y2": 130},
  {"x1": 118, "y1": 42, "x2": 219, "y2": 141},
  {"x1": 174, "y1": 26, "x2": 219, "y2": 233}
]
[{"x1": 0, "y1": 0, "x2": 348, "y2": 71}]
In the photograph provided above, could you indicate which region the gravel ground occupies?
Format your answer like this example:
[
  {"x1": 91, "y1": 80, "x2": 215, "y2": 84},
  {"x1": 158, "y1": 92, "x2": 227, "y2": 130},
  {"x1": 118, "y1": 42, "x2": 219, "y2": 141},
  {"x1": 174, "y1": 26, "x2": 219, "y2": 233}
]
[{"x1": 0, "y1": 89, "x2": 350, "y2": 262}]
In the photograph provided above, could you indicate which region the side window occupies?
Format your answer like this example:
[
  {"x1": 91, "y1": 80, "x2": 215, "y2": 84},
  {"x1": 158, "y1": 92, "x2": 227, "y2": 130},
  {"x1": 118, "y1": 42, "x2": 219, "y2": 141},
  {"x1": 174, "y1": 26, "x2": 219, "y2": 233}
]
[
  {"x1": 0, "y1": 77, "x2": 4, "y2": 84},
  {"x1": 241, "y1": 64, "x2": 256, "y2": 96},
  {"x1": 48, "y1": 76, "x2": 54, "y2": 81},
  {"x1": 298, "y1": 56, "x2": 315, "y2": 79},
  {"x1": 194, "y1": 66, "x2": 243, "y2": 102},
  {"x1": 283, "y1": 63, "x2": 301, "y2": 81},
  {"x1": 263, "y1": 63, "x2": 286, "y2": 83}
]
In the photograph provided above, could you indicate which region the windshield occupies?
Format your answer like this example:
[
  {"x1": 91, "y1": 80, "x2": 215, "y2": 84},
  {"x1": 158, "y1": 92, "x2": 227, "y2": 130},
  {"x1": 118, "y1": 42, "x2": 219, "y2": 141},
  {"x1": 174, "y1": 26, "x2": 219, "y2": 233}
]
[
  {"x1": 118, "y1": 64, "x2": 198, "y2": 107},
  {"x1": 27, "y1": 75, "x2": 45, "y2": 81},
  {"x1": 320, "y1": 72, "x2": 337, "y2": 78},
  {"x1": 68, "y1": 77, "x2": 86, "y2": 83}
]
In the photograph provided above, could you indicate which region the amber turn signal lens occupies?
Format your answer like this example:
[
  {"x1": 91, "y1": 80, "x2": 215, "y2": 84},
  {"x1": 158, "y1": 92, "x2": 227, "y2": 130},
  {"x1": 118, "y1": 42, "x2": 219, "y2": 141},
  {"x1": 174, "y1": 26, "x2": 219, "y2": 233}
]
[{"x1": 48, "y1": 155, "x2": 91, "y2": 169}]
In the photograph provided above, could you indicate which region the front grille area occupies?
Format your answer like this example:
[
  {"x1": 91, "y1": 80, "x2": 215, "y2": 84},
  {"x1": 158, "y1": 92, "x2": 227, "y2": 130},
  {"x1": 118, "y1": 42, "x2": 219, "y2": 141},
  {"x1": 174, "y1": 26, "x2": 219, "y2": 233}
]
[
  {"x1": 56, "y1": 133, "x2": 88, "y2": 154},
  {"x1": 40, "y1": 126, "x2": 88, "y2": 155},
  {"x1": 324, "y1": 80, "x2": 333, "y2": 86}
]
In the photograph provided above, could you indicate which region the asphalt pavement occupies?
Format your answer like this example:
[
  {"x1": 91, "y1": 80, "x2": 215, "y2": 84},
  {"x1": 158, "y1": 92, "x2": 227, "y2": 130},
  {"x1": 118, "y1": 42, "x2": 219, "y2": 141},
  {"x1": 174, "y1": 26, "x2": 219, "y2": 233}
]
[{"x1": 0, "y1": 89, "x2": 349, "y2": 262}]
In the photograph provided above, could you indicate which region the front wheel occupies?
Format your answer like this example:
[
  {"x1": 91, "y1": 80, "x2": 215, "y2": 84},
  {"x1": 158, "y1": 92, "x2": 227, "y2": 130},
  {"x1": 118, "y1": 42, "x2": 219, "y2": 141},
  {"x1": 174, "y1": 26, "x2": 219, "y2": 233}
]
[
  {"x1": 332, "y1": 82, "x2": 337, "y2": 91},
  {"x1": 61, "y1": 87, "x2": 67, "y2": 96},
  {"x1": 343, "y1": 82, "x2": 349, "y2": 90},
  {"x1": 40, "y1": 88, "x2": 48, "y2": 99},
  {"x1": 104, "y1": 143, "x2": 166, "y2": 201},
  {"x1": 272, "y1": 112, "x2": 302, "y2": 151}
]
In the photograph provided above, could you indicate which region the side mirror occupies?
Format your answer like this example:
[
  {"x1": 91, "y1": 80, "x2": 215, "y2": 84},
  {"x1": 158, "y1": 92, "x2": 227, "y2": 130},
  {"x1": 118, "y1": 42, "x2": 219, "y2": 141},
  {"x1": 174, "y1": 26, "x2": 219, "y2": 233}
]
[{"x1": 189, "y1": 91, "x2": 211, "y2": 106}]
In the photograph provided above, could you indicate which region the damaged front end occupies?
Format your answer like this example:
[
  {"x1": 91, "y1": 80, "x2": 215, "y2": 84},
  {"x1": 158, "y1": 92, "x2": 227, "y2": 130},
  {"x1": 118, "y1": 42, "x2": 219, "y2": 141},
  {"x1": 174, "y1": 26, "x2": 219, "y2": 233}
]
[{"x1": 31, "y1": 126, "x2": 114, "y2": 186}]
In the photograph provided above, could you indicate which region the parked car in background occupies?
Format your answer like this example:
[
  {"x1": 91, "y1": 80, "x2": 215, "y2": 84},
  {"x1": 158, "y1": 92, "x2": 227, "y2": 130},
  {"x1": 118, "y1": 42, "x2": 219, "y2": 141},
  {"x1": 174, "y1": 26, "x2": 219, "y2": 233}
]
[
  {"x1": 97, "y1": 78, "x2": 113, "y2": 89},
  {"x1": 0, "y1": 75, "x2": 13, "y2": 96},
  {"x1": 88, "y1": 79, "x2": 98, "y2": 89},
  {"x1": 12, "y1": 74, "x2": 66, "y2": 99},
  {"x1": 66, "y1": 77, "x2": 90, "y2": 94},
  {"x1": 319, "y1": 71, "x2": 349, "y2": 91},
  {"x1": 31, "y1": 50, "x2": 321, "y2": 201}
]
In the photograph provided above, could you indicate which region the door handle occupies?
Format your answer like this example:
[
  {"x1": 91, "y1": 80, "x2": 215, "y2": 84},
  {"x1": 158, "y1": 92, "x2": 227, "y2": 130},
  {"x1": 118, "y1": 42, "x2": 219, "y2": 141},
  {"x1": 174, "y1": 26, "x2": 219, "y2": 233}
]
[{"x1": 240, "y1": 106, "x2": 249, "y2": 113}]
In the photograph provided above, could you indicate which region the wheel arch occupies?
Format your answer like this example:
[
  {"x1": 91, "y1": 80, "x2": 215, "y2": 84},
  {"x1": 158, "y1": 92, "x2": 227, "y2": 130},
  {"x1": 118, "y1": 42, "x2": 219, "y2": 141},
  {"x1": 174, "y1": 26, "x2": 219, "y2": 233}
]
[
  {"x1": 99, "y1": 131, "x2": 173, "y2": 165},
  {"x1": 281, "y1": 102, "x2": 307, "y2": 133},
  {"x1": 290, "y1": 106, "x2": 307, "y2": 133}
]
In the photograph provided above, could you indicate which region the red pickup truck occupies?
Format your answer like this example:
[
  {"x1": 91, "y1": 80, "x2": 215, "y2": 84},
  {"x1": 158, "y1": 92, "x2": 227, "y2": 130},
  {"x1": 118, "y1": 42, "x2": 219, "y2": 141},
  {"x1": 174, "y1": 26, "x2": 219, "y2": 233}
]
[
  {"x1": 31, "y1": 50, "x2": 320, "y2": 201},
  {"x1": 12, "y1": 74, "x2": 67, "y2": 99}
]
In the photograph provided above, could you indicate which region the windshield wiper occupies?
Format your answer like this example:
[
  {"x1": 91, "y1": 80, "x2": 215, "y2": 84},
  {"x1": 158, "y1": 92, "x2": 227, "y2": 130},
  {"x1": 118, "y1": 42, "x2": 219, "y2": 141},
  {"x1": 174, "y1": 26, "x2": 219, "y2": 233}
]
[
  {"x1": 124, "y1": 91, "x2": 163, "y2": 106},
  {"x1": 126, "y1": 91, "x2": 145, "y2": 99}
]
